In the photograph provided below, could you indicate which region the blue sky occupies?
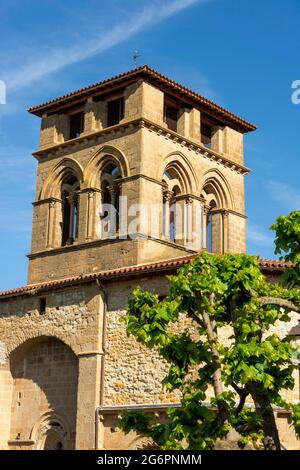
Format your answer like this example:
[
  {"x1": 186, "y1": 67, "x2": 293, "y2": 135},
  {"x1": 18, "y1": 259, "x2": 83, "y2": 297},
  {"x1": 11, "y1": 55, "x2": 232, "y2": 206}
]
[{"x1": 0, "y1": 0, "x2": 299, "y2": 291}]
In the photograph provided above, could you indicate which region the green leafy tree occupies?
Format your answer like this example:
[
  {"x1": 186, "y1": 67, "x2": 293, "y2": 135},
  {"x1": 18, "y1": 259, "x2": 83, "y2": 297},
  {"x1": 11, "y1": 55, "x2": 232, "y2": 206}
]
[
  {"x1": 118, "y1": 250, "x2": 300, "y2": 450},
  {"x1": 271, "y1": 210, "x2": 300, "y2": 287}
]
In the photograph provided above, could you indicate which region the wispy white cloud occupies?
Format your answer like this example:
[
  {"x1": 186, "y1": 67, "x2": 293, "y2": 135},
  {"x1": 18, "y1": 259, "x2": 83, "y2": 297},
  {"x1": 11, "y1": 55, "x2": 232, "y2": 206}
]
[
  {"x1": 268, "y1": 180, "x2": 300, "y2": 210},
  {"x1": 3, "y1": 0, "x2": 208, "y2": 91},
  {"x1": 247, "y1": 223, "x2": 274, "y2": 247}
]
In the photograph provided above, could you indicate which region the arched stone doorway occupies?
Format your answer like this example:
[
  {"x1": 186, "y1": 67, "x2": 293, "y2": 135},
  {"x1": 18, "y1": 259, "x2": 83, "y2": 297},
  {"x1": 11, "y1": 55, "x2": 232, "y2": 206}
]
[
  {"x1": 9, "y1": 337, "x2": 78, "y2": 450},
  {"x1": 32, "y1": 412, "x2": 71, "y2": 450}
]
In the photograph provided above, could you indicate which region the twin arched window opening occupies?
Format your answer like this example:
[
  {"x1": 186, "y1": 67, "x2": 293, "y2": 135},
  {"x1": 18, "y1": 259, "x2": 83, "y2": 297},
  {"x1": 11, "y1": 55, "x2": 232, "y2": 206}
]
[
  {"x1": 58, "y1": 163, "x2": 226, "y2": 251},
  {"x1": 162, "y1": 170, "x2": 182, "y2": 244},
  {"x1": 163, "y1": 170, "x2": 225, "y2": 252},
  {"x1": 100, "y1": 163, "x2": 121, "y2": 235},
  {"x1": 60, "y1": 162, "x2": 121, "y2": 246},
  {"x1": 61, "y1": 176, "x2": 80, "y2": 246}
]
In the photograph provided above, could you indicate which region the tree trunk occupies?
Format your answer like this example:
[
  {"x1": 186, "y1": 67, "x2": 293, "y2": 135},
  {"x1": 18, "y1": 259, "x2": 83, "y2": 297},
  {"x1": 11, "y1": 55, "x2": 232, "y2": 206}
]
[
  {"x1": 248, "y1": 381, "x2": 281, "y2": 450},
  {"x1": 202, "y1": 309, "x2": 224, "y2": 397},
  {"x1": 200, "y1": 294, "x2": 228, "y2": 424}
]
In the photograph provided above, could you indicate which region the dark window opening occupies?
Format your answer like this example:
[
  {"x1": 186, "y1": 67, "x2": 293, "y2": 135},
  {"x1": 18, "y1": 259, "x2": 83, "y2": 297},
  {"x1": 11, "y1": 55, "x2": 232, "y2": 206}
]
[
  {"x1": 169, "y1": 198, "x2": 176, "y2": 242},
  {"x1": 107, "y1": 98, "x2": 124, "y2": 127},
  {"x1": 100, "y1": 163, "x2": 121, "y2": 235},
  {"x1": 69, "y1": 112, "x2": 84, "y2": 140},
  {"x1": 39, "y1": 298, "x2": 47, "y2": 315},
  {"x1": 164, "y1": 104, "x2": 178, "y2": 132},
  {"x1": 206, "y1": 210, "x2": 213, "y2": 253},
  {"x1": 61, "y1": 176, "x2": 79, "y2": 246},
  {"x1": 61, "y1": 192, "x2": 71, "y2": 246},
  {"x1": 201, "y1": 122, "x2": 214, "y2": 148},
  {"x1": 169, "y1": 186, "x2": 181, "y2": 243}
]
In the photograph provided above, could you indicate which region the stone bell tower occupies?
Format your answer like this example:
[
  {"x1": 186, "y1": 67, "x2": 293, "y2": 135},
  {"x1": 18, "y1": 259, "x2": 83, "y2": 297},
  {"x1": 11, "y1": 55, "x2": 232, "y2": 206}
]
[
  {"x1": 27, "y1": 66, "x2": 255, "y2": 285},
  {"x1": 0, "y1": 66, "x2": 266, "y2": 452}
]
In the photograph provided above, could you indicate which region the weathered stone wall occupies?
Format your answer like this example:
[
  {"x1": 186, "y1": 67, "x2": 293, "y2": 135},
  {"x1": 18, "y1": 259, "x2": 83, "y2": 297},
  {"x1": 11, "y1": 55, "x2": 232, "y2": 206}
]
[
  {"x1": 0, "y1": 272, "x2": 299, "y2": 450},
  {"x1": 0, "y1": 284, "x2": 104, "y2": 450},
  {"x1": 9, "y1": 337, "x2": 78, "y2": 449},
  {"x1": 102, "y1": 274, "x2": 300, "y2": 450},
  {"x1": 103, "y1": 276, "x2": 176, "y2": 406}
]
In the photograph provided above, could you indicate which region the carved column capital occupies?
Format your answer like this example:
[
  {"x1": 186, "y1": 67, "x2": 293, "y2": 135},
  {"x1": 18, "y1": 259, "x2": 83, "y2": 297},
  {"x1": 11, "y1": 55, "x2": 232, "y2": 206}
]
[
  {"x1": 163, "y1": 189, "x2": 173, "y2": 202},
  {"x1": 203, "y1": 205, "x2": 211, "y2": 216},
  {"x1": 67, "y1": 191, "x2": 78, "y2": 205},
  {"x1": 184, "y1": 196, "x2": 194, "y2": 205}
]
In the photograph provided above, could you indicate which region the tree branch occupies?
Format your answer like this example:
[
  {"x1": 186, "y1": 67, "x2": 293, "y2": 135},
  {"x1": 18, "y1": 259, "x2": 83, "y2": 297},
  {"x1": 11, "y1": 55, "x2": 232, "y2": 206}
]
[
  {"x1": 187, "y1": 311, "x2": 204, "y2": 327},
  {"x1": 231, "y1": 382, "x2": 248, "y2": 416},
  {"x1": 259, "y1": 297, "x2": 300, "y2": 313},
  {"x1": 200, "y1": 294, "x2": 224, "y2": 397}
]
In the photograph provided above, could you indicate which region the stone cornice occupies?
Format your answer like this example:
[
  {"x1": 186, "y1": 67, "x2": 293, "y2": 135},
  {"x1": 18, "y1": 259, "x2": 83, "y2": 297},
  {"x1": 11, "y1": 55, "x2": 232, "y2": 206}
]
[
  {"x1": 32, "y1": 197, "x2": 62, "y2": 207},
  {"x1": 175, "y1": 193, "x2": 206, "y2": 203},
  {"x1": 32, "y1": 118, "x2": 251, "y2": 176},
  {"x1": 118, "y1": 173, "x2": 165, "y2": 187},
  {"x1": 27, "y1": 233, "x2": 196, "y2": 260},
  {"x1": 140, "y1": 119, "x2": 250, "y2": 175},
  {"x1": 77, "y1": 187, "x2": 102, "y2": 195},
  {"x1": 212, "y1": 208, "x2": 247, "y2": 219},
  {"x1": 32, "y1": 119, "x2": 141, "y2": 161}
]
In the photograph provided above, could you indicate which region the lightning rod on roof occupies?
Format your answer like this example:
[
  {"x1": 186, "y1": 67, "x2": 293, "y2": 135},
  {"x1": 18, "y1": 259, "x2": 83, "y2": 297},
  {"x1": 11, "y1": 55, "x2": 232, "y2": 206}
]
[{"x1": 133, "y1": 51, "x2": 141, "y2": 69}]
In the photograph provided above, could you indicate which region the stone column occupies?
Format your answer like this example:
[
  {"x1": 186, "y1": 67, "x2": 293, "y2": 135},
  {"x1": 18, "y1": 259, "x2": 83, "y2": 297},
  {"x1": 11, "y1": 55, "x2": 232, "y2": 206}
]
[
  {"x1": 211, "y1": 210, "x2": 223, "y2": 253},
  {"x1": 66, "y1": 192, "x2": 78, "y2": 244},
  {"x1": 46, "y1": 199, "x2": 56, "y2": 248},
  {"x1": 86, "y1": 190, "x2": 95, "y2": 240},
  {"x1": 77, "y1": 188, "x2": 102, "y2": 242},
  {"x1": 174, "y1": 195, "x2": 186, "y2": 246},
  {"x1": 196, "y1": 198, "x2": 205, "y2": 251},
  {"x1": 202, "y1": 205, "x2": 210, "y2": 250},
  {"x1": 83, "y1": 97, "x2": 107, "y2": 134},
  {"x1": 75, "y1": 352, "x2": 102, "y2": 450},
  {"x1": 222, "y1": 210, "x2": 229, "y2": 254},
  {"x1": 53, "y1": 199, "x2": 63, "y2": 248},
  {"x1": 177, "y1": 108, "x2": 200, "y2": 142},
  {"x1": 75, "y1": 287, "x2": 105, "y2": 450},
  {"x1": 0, "y1": 362, "x2": 13, "y2": 450},
  {"x1": 108, "y1": 185, "x2": 117, "y2": 236},
  {"x1": 184, "y1": 197, "x2": 194, "y2": 247},
  {"x1": 162, "y1": 190, "x2": 173, "y2": 240}
]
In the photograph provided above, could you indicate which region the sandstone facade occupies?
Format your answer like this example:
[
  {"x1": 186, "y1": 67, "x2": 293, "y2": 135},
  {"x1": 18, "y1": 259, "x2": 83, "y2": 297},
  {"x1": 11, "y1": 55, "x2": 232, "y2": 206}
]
[{"x1": 0, "y1": 66, "x2": 298, "y2": 450}]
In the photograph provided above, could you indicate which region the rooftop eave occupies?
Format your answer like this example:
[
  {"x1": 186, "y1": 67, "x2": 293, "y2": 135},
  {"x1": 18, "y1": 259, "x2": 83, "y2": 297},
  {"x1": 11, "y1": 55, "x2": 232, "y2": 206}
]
[
  {"x1": 27, "y1": 65, "x2": 257, "y2": 134},
  {"x1": 0, "y1": 256, "x2": 292, "y2": 300}
]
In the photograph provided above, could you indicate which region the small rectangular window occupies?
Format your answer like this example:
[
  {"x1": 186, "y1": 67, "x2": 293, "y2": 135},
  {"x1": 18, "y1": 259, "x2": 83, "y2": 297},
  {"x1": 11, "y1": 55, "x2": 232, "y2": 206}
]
[
  {"x1": 69, "y1": 111, "x2": 84, "y2": 139},
  {"x1": 39, "y1": 297, "x2": 47, "y2": 315},
  {"x1": 164, "y1": 105, "x2": 178, "y2": 132},
  {"x1": 107, "y1": 98, "x2": 124, "y2": 127},
  {"x1": 201, "y1": 122, "x2": 213, "y2": 148}
]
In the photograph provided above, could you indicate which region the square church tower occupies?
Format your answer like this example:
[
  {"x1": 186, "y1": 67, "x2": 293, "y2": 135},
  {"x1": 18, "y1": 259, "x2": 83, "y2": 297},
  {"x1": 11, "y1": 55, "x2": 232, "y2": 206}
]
[
  {"x1": 27, "y1": 65, "x2": 256, "y2": 284},
  {"x1": 10, "y1": 68, "x2": 300, "y2": 453}
]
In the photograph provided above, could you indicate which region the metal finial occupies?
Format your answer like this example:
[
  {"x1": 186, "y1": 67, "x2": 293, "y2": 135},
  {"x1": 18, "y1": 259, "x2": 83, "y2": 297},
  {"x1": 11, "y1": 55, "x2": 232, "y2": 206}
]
[{"x1": 133, "y1": 51, "x2": 141, "y2": 69}]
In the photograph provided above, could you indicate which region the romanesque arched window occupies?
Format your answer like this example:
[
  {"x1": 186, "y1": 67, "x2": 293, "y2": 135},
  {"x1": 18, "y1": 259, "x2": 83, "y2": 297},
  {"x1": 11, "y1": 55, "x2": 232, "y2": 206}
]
[
  {"x1": 205, "y1": 200, "x2": 217, "y2": 253},
  {"x1": 100, "y1": 162, "x2": 121, "y2": 236},
  {"x1": 201, "y1": 177, "x2": 229, "y2": 253},
  {"x1": 162, "y1": 170, "x2": 183, "y2": 244},
  {"x1": 61, "y1": 176, "x2": 80, "y2": 246},
  {"x1": 169, "y1": 185, "x2": 181, "y2": 242}
]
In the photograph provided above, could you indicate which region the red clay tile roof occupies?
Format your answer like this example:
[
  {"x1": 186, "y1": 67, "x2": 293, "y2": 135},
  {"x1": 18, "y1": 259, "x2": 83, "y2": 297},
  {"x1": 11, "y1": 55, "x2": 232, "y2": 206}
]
[
  {"x1": 27, "y1": 65, "x2": 256, "y2": 133},
  {"x1": 259, "y1": 259, "x2": 293, "y2": 269},
  {"x1": 0, "y1": 255, "x2": 292, "y2": 300}
]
